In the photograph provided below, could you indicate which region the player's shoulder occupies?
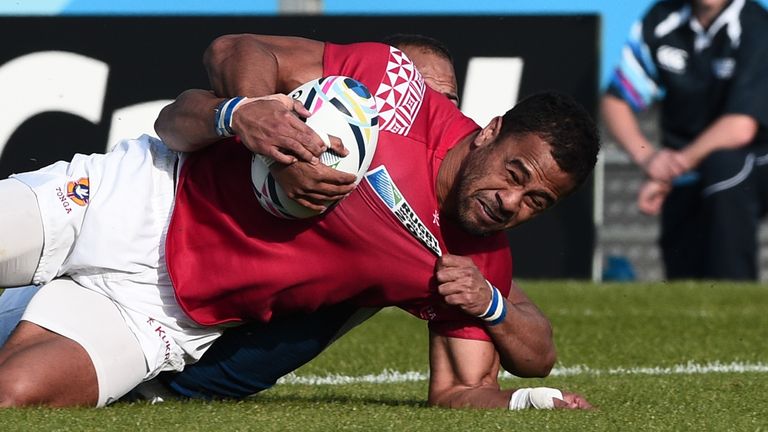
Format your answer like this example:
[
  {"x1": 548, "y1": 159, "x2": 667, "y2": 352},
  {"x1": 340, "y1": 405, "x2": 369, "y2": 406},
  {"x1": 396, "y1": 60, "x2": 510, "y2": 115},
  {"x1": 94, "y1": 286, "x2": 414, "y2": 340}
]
[
  {"x1": 634, "y1": 0, "x2": 690, "y2": 46},
  {"x1": 325, "y1": 41, "x2": 391, "y2": 57},
  {"x1": 743, "y1": 0, "x2": 768, "y2": 16},
  {"x1": 646, "y1": 0, "x2": 687, "y2": 16},
  {"x1": 741, "y1": 1, "x2": 768, "y2": 35},
  {"x1": 323, "y1": 40, "x2": 403, "y2": 89}
]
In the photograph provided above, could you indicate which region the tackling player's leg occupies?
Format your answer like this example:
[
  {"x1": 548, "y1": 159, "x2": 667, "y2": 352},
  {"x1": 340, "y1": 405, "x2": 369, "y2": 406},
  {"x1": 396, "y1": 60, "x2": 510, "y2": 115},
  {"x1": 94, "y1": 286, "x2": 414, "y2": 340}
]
[
  {"x1": 0, "y1": 321, "x2": 97, "y2": 406},
  {"x1": 0, "y1": 278, "x2": 147, "y2": 406}
]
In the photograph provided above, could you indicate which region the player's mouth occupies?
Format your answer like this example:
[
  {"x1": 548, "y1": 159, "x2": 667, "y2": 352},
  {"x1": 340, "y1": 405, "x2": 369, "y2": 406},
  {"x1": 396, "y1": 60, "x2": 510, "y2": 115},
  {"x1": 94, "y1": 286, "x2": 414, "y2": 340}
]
[{"x1": 477, "y1": 197, "x2": 505, "y2": 225}]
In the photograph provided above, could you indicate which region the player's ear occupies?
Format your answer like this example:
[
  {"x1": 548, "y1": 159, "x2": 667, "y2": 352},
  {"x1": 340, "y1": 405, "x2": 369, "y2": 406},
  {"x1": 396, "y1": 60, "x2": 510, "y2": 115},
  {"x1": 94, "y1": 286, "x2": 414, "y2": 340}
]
[{"x1": 472, "y1": 116, "x2": 503, "y2": 148}]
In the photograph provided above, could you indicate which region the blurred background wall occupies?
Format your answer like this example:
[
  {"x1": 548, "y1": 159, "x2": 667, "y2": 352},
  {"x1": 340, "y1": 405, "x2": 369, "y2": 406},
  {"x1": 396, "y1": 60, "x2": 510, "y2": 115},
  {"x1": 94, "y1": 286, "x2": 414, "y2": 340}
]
[{"x1": 0, "y1": 0, "x2": 657, "y2": 88}]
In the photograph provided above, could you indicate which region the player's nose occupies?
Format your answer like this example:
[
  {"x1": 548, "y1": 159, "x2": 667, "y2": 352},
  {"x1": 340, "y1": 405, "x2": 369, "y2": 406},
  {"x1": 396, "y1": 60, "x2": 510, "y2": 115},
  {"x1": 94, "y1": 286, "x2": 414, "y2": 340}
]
[{"x1": 496, "y1": 189, "x2": 522, "y2": 218}]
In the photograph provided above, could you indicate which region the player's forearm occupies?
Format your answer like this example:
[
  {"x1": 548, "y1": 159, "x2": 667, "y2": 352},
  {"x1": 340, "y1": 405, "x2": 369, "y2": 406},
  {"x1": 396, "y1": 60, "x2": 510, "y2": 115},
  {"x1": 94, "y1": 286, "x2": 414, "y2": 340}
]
[
  {"x1": 485, "y1": 300, "x2": 556, "y2": 378},
  {"x1": 155, "y1": 89, "x2": 223, "y2": 152},
  {"x1": 680, "y1": 114, "x2": 758, "y2": 168},
  {"x1": 601, "y1": 94, "x2": 656, "y2": 166},
  {"x1": 428, "y1": 384, "x2": 514, "y2": 409},
  {"x1": 428, "y1": 330, "x2": 560, "y2": 411}
]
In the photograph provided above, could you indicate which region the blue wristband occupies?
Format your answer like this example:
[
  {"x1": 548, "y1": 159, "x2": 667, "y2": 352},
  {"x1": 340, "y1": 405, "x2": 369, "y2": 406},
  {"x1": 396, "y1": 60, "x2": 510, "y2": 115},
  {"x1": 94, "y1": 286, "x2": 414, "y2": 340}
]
[
  {"x1": 214, "y1": 96, "x2": 246, "y2": 137},
  {"x1": 478, "y1": 281, "x2": 507, "y2": 326}
]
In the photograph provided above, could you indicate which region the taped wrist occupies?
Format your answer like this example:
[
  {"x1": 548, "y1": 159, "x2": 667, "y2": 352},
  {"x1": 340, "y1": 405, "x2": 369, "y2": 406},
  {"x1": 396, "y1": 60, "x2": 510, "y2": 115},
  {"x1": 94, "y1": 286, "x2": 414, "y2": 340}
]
[
  {"x1": 477, "y1": 280, "x2": 507, "y2": 325},
  {"x1": 214, "y1": 96, "x2": 248, "y2": 137},
  {"x1": 508, "y1": 387, "x2": 563, "y2": 410}
]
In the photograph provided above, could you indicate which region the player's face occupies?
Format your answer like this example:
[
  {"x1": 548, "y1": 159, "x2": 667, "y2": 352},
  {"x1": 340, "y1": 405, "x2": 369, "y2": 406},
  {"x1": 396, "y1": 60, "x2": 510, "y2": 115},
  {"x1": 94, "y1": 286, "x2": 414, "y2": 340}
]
[
  {"x1": 692, "y1": 0, "x2": 729, "y2": 10},
  {"x1": 402, "y1": 47, "x2": 459, "y2": 106},
  {"x1": 454, "y1": 130, "x2": 574, "y2": 236}
]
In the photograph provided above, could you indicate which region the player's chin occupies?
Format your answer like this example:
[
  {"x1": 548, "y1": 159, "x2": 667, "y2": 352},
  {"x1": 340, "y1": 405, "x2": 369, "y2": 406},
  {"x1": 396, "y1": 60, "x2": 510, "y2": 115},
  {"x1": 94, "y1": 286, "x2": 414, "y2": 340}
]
[{"x1": 456, "y1": 212, "x2": 496, "y2": 237}]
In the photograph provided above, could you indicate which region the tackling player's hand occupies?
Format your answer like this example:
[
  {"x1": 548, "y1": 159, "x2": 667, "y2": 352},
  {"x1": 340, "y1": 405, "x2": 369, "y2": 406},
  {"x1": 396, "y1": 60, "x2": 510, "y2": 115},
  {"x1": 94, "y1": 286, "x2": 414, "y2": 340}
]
[
  {"x1": 230, "y1": 94, "x2": 347, "y2": 165},
  {"x1": 435, "y1": 254, "x2": 492, "y2": 317},
  {"x1": 553, "y1": 391, "x2": 593, "y2": 410},
  {"x1": 271, "y1": 160, "x2": 357, "y2": 212}
]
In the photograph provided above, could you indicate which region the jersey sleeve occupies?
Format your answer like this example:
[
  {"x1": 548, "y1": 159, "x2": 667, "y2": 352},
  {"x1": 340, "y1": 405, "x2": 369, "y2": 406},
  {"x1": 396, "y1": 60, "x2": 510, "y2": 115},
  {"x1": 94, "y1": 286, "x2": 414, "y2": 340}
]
[
  {"x1": 722, "y1": 16, "x2": 768, "y2": 128},
  {"x1": 322, "y1": 42, "x2": 390, "y2": 102},
  {"x1": 606, "y1": 17, "x2": 664, "y2": 112},
  {"x1": 324, "y1": 40, "x2": 478, "y2": 147},
  {"x1": 428, "y1": 319, "x2": 490, "y2": 340},
  {"x1": 425, "y1": 86, "x2": 480, "y2": 161}
]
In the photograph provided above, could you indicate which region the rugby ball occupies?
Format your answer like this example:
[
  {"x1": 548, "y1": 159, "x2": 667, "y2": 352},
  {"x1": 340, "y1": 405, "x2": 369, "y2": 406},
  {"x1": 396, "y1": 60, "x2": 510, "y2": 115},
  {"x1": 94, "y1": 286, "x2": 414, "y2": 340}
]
[{"x1": 251, "y1": 76, "x2": 379, "y2": 218}]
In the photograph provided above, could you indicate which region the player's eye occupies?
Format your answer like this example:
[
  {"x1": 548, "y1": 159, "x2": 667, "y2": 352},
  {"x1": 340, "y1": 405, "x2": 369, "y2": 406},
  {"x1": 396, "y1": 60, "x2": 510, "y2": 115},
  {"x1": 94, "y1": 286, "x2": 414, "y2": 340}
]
[
  {"x1": 525, "y1": 195, "x2": 545, "y2": 211},
  {"x1": 508, "y1": 169, "x2": 520, "y2": 184}
]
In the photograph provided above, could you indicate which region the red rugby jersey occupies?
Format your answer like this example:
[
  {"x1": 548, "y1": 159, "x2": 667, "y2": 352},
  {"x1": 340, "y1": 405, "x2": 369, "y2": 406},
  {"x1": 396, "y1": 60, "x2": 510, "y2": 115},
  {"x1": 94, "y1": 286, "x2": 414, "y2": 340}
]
[{"x1": 165, "y1": 42, "x2": 513, "y2": 341}]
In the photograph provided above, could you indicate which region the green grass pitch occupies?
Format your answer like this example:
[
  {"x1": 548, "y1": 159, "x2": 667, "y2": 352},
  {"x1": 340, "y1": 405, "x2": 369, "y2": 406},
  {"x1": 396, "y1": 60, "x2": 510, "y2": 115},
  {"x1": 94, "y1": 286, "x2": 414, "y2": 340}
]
[{"x1": 0, "y1": 281, "x2": 766, "y2": 431}]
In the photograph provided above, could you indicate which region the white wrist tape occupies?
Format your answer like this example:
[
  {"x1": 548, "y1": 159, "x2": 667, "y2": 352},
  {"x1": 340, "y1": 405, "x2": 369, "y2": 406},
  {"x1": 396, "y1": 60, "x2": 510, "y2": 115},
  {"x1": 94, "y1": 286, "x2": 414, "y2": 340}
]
[{"x1": 508, "y1": 387, "x2": 563, "y2": 410}]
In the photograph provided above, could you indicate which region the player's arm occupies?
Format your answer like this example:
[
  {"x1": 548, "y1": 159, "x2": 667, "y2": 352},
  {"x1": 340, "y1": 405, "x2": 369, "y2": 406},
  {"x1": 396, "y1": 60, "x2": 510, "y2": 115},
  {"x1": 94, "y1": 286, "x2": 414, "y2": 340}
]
[
  {"x1": 154, "y1": 89, "x2": 226, "y2": 152},
  {"x1": 156, "y1": 34, "x2": 329, "y2": 161},
  {"x1": 601, "y1": 12, "x2": 691, "y2": 184},
  {"x1": 435, "y1": 254, "x2": 555, "y2": 377},
  {"x1": 428, "y1": 331, "x2": 592, "y2": 410},
  {"x1": 155, "y1": 34, "x2": 356, "y2": 206},
  {"x1": 677, "y1": 31, "x2": 768, "y2": 171},
  {"x1": 677, "y1": 114, "x2": 758, "y2": 169},
  {"x1": 154, "y1": 89, "x2": 316, "y2": 157},
  {"x1": 483, "y1": 280, "x2": 557, "y2": 377},
  {"x1": 601, "y1": 94, "x2": 686, "y2": 182},
  {"x1": 204, "y1": 34, "x2": 323, "y2": 99},
  {"x1": 204, "y1": 34, "x2": 351, "y2": 164},
  {"x1": 600, "y1": 94, "x2": 656, "y2": 168}
]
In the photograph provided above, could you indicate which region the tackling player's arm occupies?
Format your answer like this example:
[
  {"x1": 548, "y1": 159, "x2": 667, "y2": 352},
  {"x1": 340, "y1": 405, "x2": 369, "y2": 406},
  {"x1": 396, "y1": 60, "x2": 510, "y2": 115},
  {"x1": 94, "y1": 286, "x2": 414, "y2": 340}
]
[
  {"x1": 204, "y1": 34, "x2": 351, "y2": 164},
  {"x1": 157, "y1": 34, "x2": 327, "y2": 160},
  {"x1": 155, "y1": 89, "x2": 315, "y2": 157},
  {"x1": 155, "y1": 34, "x2": 357, "y2": 208}
]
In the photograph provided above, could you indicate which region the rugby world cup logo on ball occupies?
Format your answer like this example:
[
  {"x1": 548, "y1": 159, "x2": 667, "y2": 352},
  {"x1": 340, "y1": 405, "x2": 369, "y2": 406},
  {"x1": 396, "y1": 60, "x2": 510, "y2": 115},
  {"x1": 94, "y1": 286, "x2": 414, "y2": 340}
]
[{"x1": 251, "y1": 76, "x2": 379, "y2": 218}]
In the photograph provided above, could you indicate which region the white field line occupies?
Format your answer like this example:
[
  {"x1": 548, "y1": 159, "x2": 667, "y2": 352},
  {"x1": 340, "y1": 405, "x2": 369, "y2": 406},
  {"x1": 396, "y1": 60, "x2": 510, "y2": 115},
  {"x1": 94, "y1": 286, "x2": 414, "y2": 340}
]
[{"x1": 277, "y1": 361, "x2": 768, "y2": 386}]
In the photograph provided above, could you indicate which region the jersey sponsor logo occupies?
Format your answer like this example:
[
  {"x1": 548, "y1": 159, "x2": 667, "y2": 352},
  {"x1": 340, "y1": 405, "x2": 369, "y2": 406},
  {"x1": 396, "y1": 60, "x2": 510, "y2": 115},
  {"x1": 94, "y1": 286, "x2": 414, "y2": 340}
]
[
  {"x1": 712, "y1": 57, "x2": 735, "y2": 79},
  {"x1": 365, "y1": 166, "x2": 442, "y2": 257},
  {"x1": 66, "y1": 177, "x2": 90, "y2": 206},
  {"x1": 656, "y1": 45, "x2": 687, "y2": 74},
  {"x1": 373, "y1": 47, "x2": 425, "y2": 136}
]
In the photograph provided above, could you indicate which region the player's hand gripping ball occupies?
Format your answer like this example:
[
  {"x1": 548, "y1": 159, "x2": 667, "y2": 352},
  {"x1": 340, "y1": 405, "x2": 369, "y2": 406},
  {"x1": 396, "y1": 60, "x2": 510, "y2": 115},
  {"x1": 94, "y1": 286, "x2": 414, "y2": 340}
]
[{"x1": 250, "y1": 76, "x2": 379, "y2": 218}]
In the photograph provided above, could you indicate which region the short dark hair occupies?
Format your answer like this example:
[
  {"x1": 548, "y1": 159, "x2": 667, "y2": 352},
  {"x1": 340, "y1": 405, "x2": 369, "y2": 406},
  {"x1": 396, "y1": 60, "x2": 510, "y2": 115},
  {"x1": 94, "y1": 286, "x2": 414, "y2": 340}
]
[
  {"x1": 499, "y1": 92, "x2": 600, "y2": 187},
  {"x1": 381, "y1": 34, "x2": 453, "y2": 63}
]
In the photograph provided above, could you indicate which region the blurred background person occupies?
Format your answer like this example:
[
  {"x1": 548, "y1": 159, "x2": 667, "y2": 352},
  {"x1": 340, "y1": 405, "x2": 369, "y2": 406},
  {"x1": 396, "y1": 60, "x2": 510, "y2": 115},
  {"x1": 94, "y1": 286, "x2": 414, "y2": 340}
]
[{"x1": 601, "y1": 0, "x2": 768, "y2": 280}]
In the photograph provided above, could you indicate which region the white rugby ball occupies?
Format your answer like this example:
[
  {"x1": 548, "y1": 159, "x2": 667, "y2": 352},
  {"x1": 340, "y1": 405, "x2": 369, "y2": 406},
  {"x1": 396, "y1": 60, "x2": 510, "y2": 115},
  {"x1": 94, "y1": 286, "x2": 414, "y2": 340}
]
[{"x1": 251, "y1": 76, "x2": 379, "y2": 218}]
